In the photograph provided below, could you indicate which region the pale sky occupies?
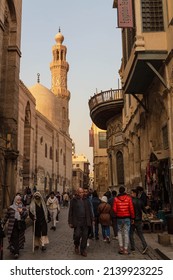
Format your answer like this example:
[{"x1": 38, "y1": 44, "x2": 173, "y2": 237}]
[{"x1": 20, "y1": 0, "x2": 122, "y2": 168}]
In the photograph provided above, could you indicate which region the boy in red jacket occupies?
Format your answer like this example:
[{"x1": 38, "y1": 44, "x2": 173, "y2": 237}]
[{"x1": 113, "y1": 186, "x2": 135, "y2": 255}]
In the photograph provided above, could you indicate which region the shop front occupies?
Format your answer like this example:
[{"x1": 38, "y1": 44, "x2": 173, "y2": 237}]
[
  {"x1": 144, "y1": 151, "x2": 173, "y2": 233},
  {"x1": 146, "y1": 155, "x2": 170, "y2": 211}
]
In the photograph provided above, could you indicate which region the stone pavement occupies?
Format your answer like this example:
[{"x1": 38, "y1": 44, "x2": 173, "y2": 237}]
[
  {"x1": 144, "y1": 230, "x2": 173, "y2": 260},
  {"x1": 2, "y1": 207, "x2": 172, "y2": 260}
]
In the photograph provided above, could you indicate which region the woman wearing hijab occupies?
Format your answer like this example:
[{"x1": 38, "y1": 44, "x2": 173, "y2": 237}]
[
  {"x1": 46, "y1": 191, "x2": 60, "y2": 230},
  {"x1": 29, "y1": 191, "x2": 50, "y2": 251},
  {"x1": 3, "y1": 195, "x2": 28, "y2": 258}
]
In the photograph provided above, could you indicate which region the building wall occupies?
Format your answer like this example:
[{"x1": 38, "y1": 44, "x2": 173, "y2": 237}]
[
  {"x1": 119, "y1": 0, "x2": 173, "y2": 210},
  {"x1": 72, "y1": 154, "x2": 90, "y2": 191},
  {"x1": 0, "y1": 0, "x2": 22, "y2": 210},
  {"x1": 91, "y1": 124, "x2": 108, "y2": 197},
  {"x1": 0, "y1": 3, "x2": 73, "y2": 213},
  {"x1": 17, "y1": 81, "x2": 36, "y2": 191},
  {"x1": 107, "y1": 114, "x2": 124, "y2": 193},
  {"x1": 72, "y1": 168, "x2": 83, "y2": 191},
  {"x1": 17, "y1": 82, "x2": 72, "y2": 196}
]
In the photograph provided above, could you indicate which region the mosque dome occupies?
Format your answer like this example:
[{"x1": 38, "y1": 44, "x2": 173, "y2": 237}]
[
  {"x1": 29, "y1": 83, "x2": 55, "y2": 124},
  {"x1": 55, "y1": 29, "x2": 64, "y2": 45}
]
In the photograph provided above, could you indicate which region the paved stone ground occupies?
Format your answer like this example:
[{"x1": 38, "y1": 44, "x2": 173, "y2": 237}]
[{"x1": 2, "y1": 207, "x2": 163, "y2": 260}]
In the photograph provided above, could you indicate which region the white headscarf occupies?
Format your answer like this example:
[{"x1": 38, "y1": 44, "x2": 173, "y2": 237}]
[
  {"x1": 47, "y1": 195, "x2": 57, "y2": 205},
  {"x1": 10, "y1": 195, "x2": 22, "y2": 220}
]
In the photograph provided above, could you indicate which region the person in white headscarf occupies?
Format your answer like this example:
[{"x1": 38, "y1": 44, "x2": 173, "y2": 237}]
[
  {"x1": 3, "y1": 195, "x2": 28, "y2": 258},
  {"x1": 46, "y1": 191, "x2": 60, "y2": 230},
  {"x1": 29, "y1": 191, "x2": 50, "y2": 251}
]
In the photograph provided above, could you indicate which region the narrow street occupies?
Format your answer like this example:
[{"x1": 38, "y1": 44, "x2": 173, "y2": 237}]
[{"x1": 3, "y1": 207, "x2": 163, "y2": 260}]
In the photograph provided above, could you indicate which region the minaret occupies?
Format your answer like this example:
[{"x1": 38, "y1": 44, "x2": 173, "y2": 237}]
[{"x1": 50, "y1": 28, "x2": 70, "y2": 134}]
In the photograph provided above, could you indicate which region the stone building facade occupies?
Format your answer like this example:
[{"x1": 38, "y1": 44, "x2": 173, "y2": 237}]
[
  {"x1": 113, "y1": 0, "x2": 173, "y2": 211},
  {"x1": 72, "y1": 154, "x2": 90, "y2": 191},
  {"x1": 89, "y1": 123, "x2": 108, "y2": 196},
  {"x1": 89, "y1": 0, "x2": 173, "y2": 212},
  {"x1": 89, "y1": 89, "x2": 123, "y2": 196},
  {"x1": 0, "y1": 0, "x2": 22, "y2": 210},
  {"x1": 0, "y1": 0, "x2": 72, "y2": 214},
  {"x1": 18, "y1": 30, "x2": 72, "y2": 196},
  {"x1": 107, "y1": 115, "x2": 124, "y2": 194}
]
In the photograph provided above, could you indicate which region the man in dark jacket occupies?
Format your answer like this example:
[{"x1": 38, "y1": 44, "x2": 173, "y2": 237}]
[
  {"x1": 108, "y1": 190, "x2": 118, "y2": 239},
  {"x1": 91, "y1": 190, "x2": 101, "y2": 240},
  {"x1": 136, "y1": 186, "x2": 148, "y2": 206},
  {"x1": 129, "y1": 188, "x2": 148, "y2": 254},
  {"x1": 68, "y1": 187, "x2": 94, "y2": 257}
]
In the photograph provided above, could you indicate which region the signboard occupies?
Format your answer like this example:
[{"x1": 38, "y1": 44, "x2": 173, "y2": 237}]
[
  {"x1": 117, "y1": 0, "x2": 133, "y2": 28},
  {"x1": 89, "y1": 129, "x2": 94, "y2": 147}
]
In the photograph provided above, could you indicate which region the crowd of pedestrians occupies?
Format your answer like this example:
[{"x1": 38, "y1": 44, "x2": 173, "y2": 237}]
[
  {"x1": 68, "y1": 185, "x2": 149, "y2": 257},
  {"x1": 1, "y1": 184, "x2": 149, "y2": 259},
  {"x1": 1, "y1": 187, "x2": 69, "y2": 259}
]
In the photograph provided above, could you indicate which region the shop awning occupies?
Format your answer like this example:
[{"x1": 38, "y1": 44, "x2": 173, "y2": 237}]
[{"x1": 150, "y1": 150, "x2": 169, "y2": 162}]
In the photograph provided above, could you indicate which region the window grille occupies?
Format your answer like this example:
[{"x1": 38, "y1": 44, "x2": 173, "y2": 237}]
[{"x1": 141, "y1": 0, "x2": 164, "y2": 32}]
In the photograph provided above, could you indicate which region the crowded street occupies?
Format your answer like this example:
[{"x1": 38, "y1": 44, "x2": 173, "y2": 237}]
[
  {"x1": 2, "y1": 206, "x2": 167, "y2": 260},
  {"x1": 1, "y1": 1, "x2": 173, "y2": 268}
]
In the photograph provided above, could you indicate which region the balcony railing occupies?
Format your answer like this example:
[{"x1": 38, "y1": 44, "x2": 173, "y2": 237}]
[
  {"x1": 89, "y1": 89, "x2": 123, "y2": 110},
  {"x1": 89, "y1": 89, "x2": 123, "y2": 130}
]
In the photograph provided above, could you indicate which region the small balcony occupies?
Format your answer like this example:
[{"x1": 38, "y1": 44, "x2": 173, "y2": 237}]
[
  {"x1": 123, "y1": 50, "x2": 168, "y2": 95},
  {"x1": 88, "y1": 89, "x2": 123, "y2": 130}
]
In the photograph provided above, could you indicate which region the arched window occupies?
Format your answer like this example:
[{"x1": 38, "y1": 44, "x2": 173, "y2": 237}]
[
  {"x1": 62, "y1": 107, "x2": 66, "y2": 119},
  {"x1": 25, "y1": 102, "x2": 31, "y2": 125},
  {"x1": 45, "y1": 143, "x2": 47, "y2": 158},
  {"x1": 61, "y1": 50, "x2": 63, "y2": 60},
  {"x1": 63, "y1": 153, "x2": 66, "y2": 165},
  {"x1": 50, "y1": 146, "x2": 53, "y2": 160},
  {"x1": 56, "y1": 50, "x2": 59, "y2": 60},
  {"x1": 44, "y1": 177, "x2": 47, "y2": 192},
  {"x1": 116, "y1": 151, "x2": 124, "y2": 185},
  {"x1": 56, "y1": 149, "x2": 58, "y2": 162}
]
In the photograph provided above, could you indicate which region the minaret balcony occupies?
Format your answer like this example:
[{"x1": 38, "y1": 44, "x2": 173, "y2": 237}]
[{"x1": 89, "y1": 89, "x2": 123, "y2": 130}]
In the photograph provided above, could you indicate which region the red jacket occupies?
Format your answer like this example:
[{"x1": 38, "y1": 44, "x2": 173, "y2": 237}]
[{"x1": 113, "y1": 194, "x2": 135, "y2": 219}]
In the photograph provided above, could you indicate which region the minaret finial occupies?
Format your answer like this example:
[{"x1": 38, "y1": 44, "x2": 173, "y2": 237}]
[
  {"x1": 37, "y1": 73, "x2": 40, "y2": 83},
  {"x1": 59, "y1": 26, "x2": 61, "y2": 32}
]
